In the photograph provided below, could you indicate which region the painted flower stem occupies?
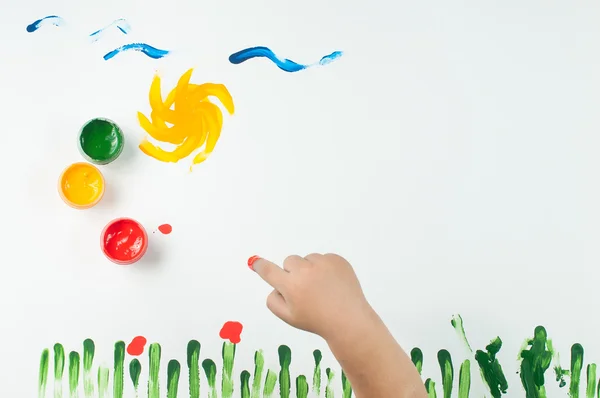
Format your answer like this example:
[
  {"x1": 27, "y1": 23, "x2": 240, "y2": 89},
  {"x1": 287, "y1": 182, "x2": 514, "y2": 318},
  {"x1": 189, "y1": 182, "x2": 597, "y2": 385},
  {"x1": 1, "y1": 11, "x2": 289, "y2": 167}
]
[
  {"x1": 279, "y1": 345, "x2": 292, "y2": 398},
  {"x1": 82, "y1": 339, "x2": 95, "y2": 398},
  {"x1": 240, "y1": 370, "x2": 251, "y2": 398},
  {"x1": 97, "y1": 367, "x2": 109, "y2": 398},
  {"x1": 458, "y1": 360, "x2": 471, "y2": 398},
  {"x1": 54, "y1": 344, "x2": 65, "y2": 398},
  {"x1": 425, "y1": 378, "x2": 437, "y2": 398},
  {"x1": 222, "y1": 342, "x2": 236, "y2": 398},
  {"x1": 586, "y1": 364, "x2": 596, "y2": 398},
  {"x1": 263, "y1": 369, "x2": 277, "y2": 398},
  {"x1": 313, "y1": 349, "x2": 323, "y2": 395},
  {"x1": 39, "y1": 349, "x2": 49, "y2": 398},
  {"x1": 341, "y1": 371, "x2": 353, "y2": 398},
  {"x1": 113, "y1": 341, "x2": 125, "y2": 398},
  {"x1": 187, "y1": 340, "x2": 201, "y2": 398},
  {"x1": 437, "y1": 350, "x2": 453, "y2": 398},
  {"x1": 296, "y1": 375, "x2": 309, "y2": 398},
  {"x1": 167, "y1": 360, "x2": 181, "y2": 398},
  {"x1": 129, "y1": 359, "x2": 141, "y2": 396},
  {"x1": 68, "y1": 352, "x2": 80, "y2": 398},
  {"x1": 571, "y1": 344, "x2": 584, "y2": 398},
  {"x1": 251, "y1": 350, "x2": 264, "y2": 398},
  {"x1": 325, "y1": 368, "x2": 335, "y2": 398},
  {"x1": 201, "y1": 359, "x2": 217, "y2": 398},
  {"x1": 411, "y1": 347, "x2": 424, "y2": 375},
  {"x1": 149, "y1": 343, "x2": 162, "y2": 398}
]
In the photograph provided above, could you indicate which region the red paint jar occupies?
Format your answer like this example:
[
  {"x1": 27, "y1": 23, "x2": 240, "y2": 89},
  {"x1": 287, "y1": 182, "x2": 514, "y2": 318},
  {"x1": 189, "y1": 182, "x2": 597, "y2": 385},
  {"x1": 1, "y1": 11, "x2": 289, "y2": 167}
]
[{"x1": 101, "y1": 218, "x2": 148, "y2": 265}]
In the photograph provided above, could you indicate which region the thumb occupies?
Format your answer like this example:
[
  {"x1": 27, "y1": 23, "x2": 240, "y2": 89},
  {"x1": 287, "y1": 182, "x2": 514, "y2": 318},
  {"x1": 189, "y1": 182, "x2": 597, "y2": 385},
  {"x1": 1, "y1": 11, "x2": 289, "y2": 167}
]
[{"x1": 266, "y1": 290, "x2": 292, "y2": 324}]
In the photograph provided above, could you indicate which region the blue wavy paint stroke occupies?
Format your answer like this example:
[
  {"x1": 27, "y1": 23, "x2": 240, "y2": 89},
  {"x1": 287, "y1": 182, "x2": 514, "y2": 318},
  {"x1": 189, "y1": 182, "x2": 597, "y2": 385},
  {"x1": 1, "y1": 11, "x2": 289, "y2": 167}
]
[
  {"x1": 228, "y1": 46, "x2": 343, "y2": 72},
  {"x1": 89, "y1": 18, "x2": 131, "y2": 42},
  {"x1": 26, "y1": 15, "x2": 66, "y2": 33},
  {"x1": 103, "y1": 43, "x2": 170, "y2": 61}
]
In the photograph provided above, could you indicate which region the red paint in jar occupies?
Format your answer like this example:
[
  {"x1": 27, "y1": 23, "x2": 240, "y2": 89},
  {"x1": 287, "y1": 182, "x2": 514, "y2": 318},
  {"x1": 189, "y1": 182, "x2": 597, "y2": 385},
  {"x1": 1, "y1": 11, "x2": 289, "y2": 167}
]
[{"x1": 101, "y1": 218, "x2": 148, "y2": 265}]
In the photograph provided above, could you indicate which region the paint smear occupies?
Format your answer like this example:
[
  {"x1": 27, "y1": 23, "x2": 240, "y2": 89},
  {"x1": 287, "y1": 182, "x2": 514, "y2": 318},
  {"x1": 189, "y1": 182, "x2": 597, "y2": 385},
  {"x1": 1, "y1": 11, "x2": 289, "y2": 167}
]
[
  {"x1": 54, "y1": 344, "x2": 65, "y2": 398},
  {"x1": 458, "y1": 360, "x2": 471, "y2": 398},
  {"x1": 586, "y1": 364, "x2": 596, "y2": 398},
  {"x1": 297, "y1": 375, "x2": 309, "y2": 398},
  {"x1": 279, "y1": 345, "x2": 292, "y2": 398},
  {"x1": 228, "y1": 47, "x2": 343, "y2": 72},
  {"x1": 325, "y1": 368, "x2": 335, "y2": 398},
  {"x1": 167, "y1": 360, "x2": 181, "y2": 398},
  {"x1": 570, "y1": 343, "x2": 584, "y2": 398},
  {"x1": 97, "y1": 367, "x2": 109, "y2": 398},
  {"x1": 104, "y1": 43, "x2": 169, "y2": 60},
  {"x1": 149, "y1": 343, "x2": 161, "y2": 398},
  {"x1": 425, "y1": 378, "x2": 437, "y2": 398},
  {"x1": 137, "y1": 68, "x2": 235, "y2": 169},
  {"x1": 475, "y1": 337, "x2": 508, "y2": 398},
  {"x1": 113, "y1": 341, "x2": 125, "y2": 398},
  {"x1": 187, "y1": 340, "x2": 201, "y2": 398},
  {"x1": 39, "y1": 349, "x2": 49, "y2": 398},
  {"x1": 220, "y1": 321, "x2": 243, "y2": 344},
  {"x1": 251, "y1": 350, "x2": 265, "y2": 398},
  {"x1": 312, "y1": 349, "x2": 323, "y2": 394},
  {"x1": 127, "y1": 336, "x2": 147, "y2": 356},
  {"x1": 519, "y1": 326, "x2": 552, "y2": 398},
  {"x1": 158, "y1": 224, "x2": 173, "y2": 235},
  {"x1": 89, "y1": 19, "x2": 131, "y2": 42},
  {"x1": 129, "y1": 359, "x2": 141, "y2": 392},
  {"x1": 451, "y1": 314, "x2": 473, "y2": 353},
  {"x1": 68, "y1": 352, "x2": 80, "y2": 397},
  {"x1": 263, "y1": 370, "x2": 277, "y2": 398},
  {"x1": 438, "y1": 350, "x2": 454, "y2": 398},
  {"x1": 342, "y1": 371, "x2": 353, "y2": 398},
  {"x1": 222, "y1": 342, "x2": 236, "y2": 398},
  {"x1": 411, "y1": 347, "x2": 424, "y2": 375},
  {"x1": 26, "y1": 16, "x2": 65, "y2": 32},
  {"x1": 83, "y1": 339, "x2": 95, "y2": 398},
  {"x1": 202, "y1": 359, "x2": 217, "y2": 398},
  {"x1": 241, "y1": 371, "x2": 251, "y2": 398}
]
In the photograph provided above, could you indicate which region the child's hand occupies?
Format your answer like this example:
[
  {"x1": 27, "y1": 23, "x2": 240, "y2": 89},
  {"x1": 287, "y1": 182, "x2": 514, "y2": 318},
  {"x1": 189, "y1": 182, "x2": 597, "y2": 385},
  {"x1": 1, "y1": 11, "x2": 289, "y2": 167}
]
[{"x1": 249, "y1": 253, "x2": 374, "y2": 340}]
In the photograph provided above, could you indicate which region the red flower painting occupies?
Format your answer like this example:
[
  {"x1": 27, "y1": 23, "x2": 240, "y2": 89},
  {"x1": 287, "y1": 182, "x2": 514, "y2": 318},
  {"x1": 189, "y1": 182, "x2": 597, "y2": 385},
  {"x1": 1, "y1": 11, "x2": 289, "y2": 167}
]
[
  {"x1": 127, "y1": 336, "x2": 147, "y2": 356},
  {"x1": 219, "y1": 321, "x2": 243, "y2": 344}
]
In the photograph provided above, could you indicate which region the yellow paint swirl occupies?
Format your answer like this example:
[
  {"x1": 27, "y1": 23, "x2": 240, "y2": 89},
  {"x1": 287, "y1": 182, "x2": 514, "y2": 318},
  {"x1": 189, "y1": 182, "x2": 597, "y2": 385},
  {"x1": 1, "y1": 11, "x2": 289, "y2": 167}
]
[{"x1": 138, "y1": 68, "x2": 234, "y2": 168}]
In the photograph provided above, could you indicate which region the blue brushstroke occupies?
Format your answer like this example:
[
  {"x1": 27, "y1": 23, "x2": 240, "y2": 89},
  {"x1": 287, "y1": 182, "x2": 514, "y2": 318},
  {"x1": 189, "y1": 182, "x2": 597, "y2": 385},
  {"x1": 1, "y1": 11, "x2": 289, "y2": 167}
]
[
  {"x1": 228, "y1": 46, "x2": 343, "y2": 73},
  {"x1": 89, "y1": 18, "x2": 131, "y2": 42},
  {"x1": 103, "y1": 43, "x2": 170, "y2": 61},
  {"x1": 26, "y1": 15, "x2": 66, "y2": 33}
]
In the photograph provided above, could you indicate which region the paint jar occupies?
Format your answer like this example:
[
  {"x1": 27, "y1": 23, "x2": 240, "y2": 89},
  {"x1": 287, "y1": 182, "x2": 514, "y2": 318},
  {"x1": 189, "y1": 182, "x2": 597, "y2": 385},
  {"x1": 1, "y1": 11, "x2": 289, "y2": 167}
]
[
  {"x1": 101, "y1": 218, "x2": 148, "y2": 265},
  {"x1": 58, "y1": 162, "x2": 105, "y2": 209},
  {"x1": 78, "y1": 117, "x2": 125, "y2": 165}
]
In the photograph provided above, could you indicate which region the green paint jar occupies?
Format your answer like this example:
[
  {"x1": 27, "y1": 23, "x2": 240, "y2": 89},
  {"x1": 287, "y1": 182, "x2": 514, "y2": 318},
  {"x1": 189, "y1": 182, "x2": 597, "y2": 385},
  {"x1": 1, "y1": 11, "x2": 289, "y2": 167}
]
[{"x1": 78, "y1": 118, "x2": 125, "y2": 165}]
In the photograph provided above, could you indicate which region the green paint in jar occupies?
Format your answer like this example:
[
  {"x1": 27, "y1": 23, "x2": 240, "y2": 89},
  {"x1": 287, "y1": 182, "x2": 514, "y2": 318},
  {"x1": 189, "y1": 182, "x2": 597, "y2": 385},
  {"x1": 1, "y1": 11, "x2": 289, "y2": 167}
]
[{"x1": 78, "y1": 118, "x2": 124, "y2": 165}]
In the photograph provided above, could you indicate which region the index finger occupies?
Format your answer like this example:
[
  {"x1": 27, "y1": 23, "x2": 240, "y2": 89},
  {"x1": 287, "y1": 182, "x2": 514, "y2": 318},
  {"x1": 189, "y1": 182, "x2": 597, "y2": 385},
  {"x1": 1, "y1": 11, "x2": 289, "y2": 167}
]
[{"x1": 249, "y1": 257, "x2": 289, "y2": 291}]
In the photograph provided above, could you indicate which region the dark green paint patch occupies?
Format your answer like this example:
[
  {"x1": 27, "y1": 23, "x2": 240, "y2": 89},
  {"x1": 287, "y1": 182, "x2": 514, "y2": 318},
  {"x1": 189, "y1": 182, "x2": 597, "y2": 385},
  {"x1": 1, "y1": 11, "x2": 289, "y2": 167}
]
[
  {"x1": 475, "y1": 337, "x2": 508, "y2": 398},
  {"x1": 187, "y1": 340, "x2": 201, "y2": 398},
  {"x1": 54, "y1": 343, "x2": 65, "y2": 380},
  {"x1": 313, "y1": 349, "x2": 323, "y2": 395},
  {"x1": 39, "y1": 349, "x2": 49, "y2": 398},
  {"x1": 411, "y1": 347, "x2": 424, "y2": 375},
  {"x1": 202, "y1": 359, "x2": 217, "y2": 398},
  {"x1": 113, "y1": 341, "x2": 125, "y2": 398},
  {"x1": 240, "y1": 370, "x2": 251, "y2": 398},
  {"x1": 425, "y1": 378, "x2": 438, "y2": 398},
  {"x1": 325, "y1": 368, "x2": 335, "y2": 398},
  {"x1": 342, "y1": 370, "x2": 353, "y2": 398},
  {"x1": 570, "y1": 343, "x2": 584, "y2": 398},
  {"x1": 167, "y1": 360, "x2": 181, "y2": 398},
  {"x1": 78, "y1": 118, "x2": 124, "y2": 164},
  {"x1": 296, "y1": 375, "x2": 309, "y2": 398},
  {"x1": 519, "y1": 326, "x2": 552, "y2": 398},
  {"x1": 279, "y1": 345, "x2": 292, "y2": 398},
  {"x1": 437, "y1": 349, "x2": 454, "y2": 398},
  {"x1": 68, "y1": 351, "x2": 80, "y2": 396},
  {"x1": 83, "y1": 339, "x2": 95, "y2": 398},
  {"x1": 149, "y1": 343, "x2": 161, "y2": 398},
  {"x1": 129, "y1": 359, "x2": 141, "y2": 391}
]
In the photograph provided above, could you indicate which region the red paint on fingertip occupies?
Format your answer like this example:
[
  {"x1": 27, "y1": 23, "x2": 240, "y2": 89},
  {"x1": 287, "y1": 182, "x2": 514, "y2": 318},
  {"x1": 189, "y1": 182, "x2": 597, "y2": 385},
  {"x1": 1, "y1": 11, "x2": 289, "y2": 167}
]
[
  {"x1": 219, "y1": 321, "x2": 244, "y2": 344},
  {"x1": 158, "y1": 224, "x2": 172, "y2": 235},
  {"x1": 247, "y1": 255, "x2": 261, "y2": 270},
  {"x1": 127, "y1": 336, "x2": 147, "y2": 356}
]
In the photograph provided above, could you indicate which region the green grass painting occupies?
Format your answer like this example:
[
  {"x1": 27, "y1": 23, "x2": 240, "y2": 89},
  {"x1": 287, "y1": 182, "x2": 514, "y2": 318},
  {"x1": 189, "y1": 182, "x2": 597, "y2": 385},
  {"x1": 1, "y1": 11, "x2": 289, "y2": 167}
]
[{"x1": 38, "y1": 317, "x2": 600, "y2": 397}]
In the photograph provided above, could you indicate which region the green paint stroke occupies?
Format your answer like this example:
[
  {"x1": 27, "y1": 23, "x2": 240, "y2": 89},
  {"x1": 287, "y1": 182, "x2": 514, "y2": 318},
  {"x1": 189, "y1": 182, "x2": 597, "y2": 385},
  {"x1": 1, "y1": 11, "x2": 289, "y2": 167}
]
[
  {"x1": 187, "y1": 340, "x2": 201, "y2": 398},
  {"x1": 240, "y1": 370, "x2": 251, "y2": 398},
  {"x1": 296, "y1": 375, "x2": 309, "y2": 398},
  {"x1": 167, "y1": 360, "x2": 181, "y2": 398},
  {"x1": 113, "y1": 341, "x2": 125, "y2": 398},
  {"x1": 263, "y1": 370, "x2": 277, "y2": 398},
  {"x1": 586, "y1": 364, "x2": 596, "y2": 398},
  {"x1": 458, "y1": 360, "x2": 471, "y2": 398},
  {"x1": 129, "y1": 359, "x2": 141, "y2": 392},
  {"x1": 475, "y1": 337, "x2": 508, "y2": 398},
  {"x1": 313, "y1": 350, "x2": 323, "y2": 395},
  {"x1": 54, "y1": 343, "x2": 65, "y2": 398},
  {"x1": 411, "y1": 347, "x2": 424, "y2": 375},
  {"x1": 570, "y1": 343, "x2": 584, "y2": 398},
  {"x1": 425, "y1": 379, "x2": 438, "y2": 398},
  {"x1": 149, "y1": 343, "x2": 162, "y2": 398},
  {"x1": 201, "y1": 359, "x2": 217, "y2": 398},
  {"x1": 279, "y1": 345, "x2": 292, "y2": 398},
  {"x1": 39, "y1": 349, "x2": 49, "y2": 398},
  {"x1": 519, "y1": 326, "x2": 552, "y2": 398},
  {"x1": 451, "y1": 314, "x2": 473, "y2": 353},
  {"x1": 222, "y1": 342, "x2": 236, "y2": 398},
  {"x1": 82, "y1": 339, "x2": 95, "y2": 398},
  {"x1": 437, "y1": 349, "x2": 454, "y2": 398},
  {"x1": 68, "y1": 352, "x2": 80, "y2": 398},
  {"x1": 326, "y1": 368, "x2": 335, "y2": 398},
  {"x1": 251, "y1": 350, "x2": 264, "y2": 398},
  {"x1": 342, "y1": 371, "x2": 353, "y2": 398},
  {"x1": 97, "y1": 367, "x2": 109, "y2": 398}
]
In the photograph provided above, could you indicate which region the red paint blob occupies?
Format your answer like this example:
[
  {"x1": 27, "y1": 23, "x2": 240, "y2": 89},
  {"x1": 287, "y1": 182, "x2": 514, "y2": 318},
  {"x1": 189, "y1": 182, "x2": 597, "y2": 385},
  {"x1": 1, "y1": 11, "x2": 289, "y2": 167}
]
[
  {"x1": 127, "y1": 336, "x2": 147, "y2": 356},
  {"x1": 247, "y1": 255, "x2": 261, "y2": 270},
  {"x1": 158, "y1": 224, "x2": 173, "y2": 235},
  {"x1": 219, "y1": 321, "x2": 244, "y2": 344},
  {"x1": 101, "y1": 218, "x2": 148, "y2": 265}
]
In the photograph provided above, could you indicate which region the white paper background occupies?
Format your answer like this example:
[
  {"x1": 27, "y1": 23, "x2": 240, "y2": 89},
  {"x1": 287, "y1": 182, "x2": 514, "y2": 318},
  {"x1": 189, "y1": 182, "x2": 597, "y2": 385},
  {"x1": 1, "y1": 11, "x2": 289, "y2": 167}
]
[{"x1": 1, "y1": 0, "x2": 600, "y2": 396}]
